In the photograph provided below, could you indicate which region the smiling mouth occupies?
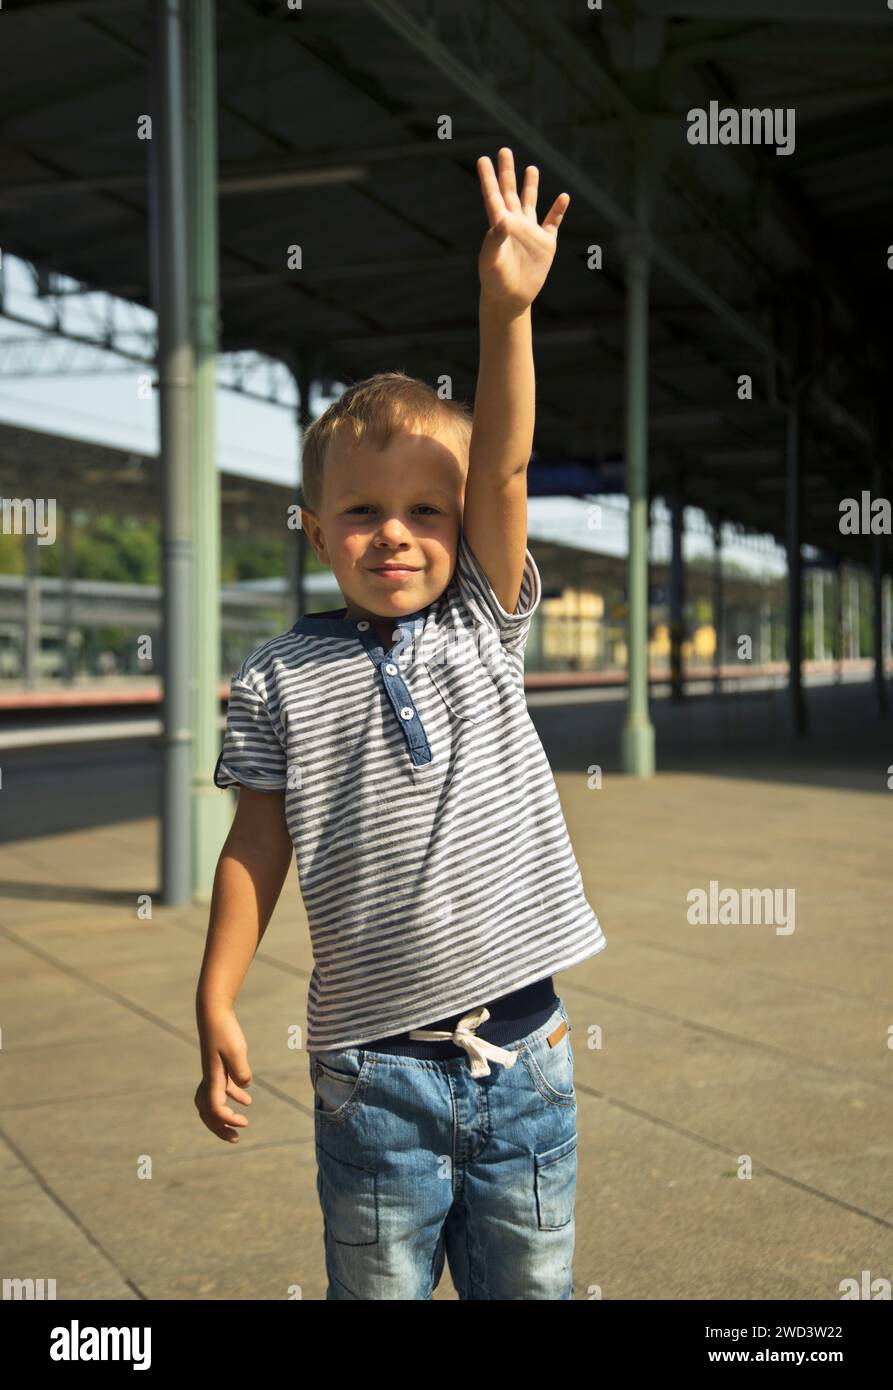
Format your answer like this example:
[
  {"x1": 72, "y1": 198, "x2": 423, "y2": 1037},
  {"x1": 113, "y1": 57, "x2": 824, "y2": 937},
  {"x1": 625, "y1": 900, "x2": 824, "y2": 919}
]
[{"x1": 371, "y1": 565, "x2": 418, "y2": 573}]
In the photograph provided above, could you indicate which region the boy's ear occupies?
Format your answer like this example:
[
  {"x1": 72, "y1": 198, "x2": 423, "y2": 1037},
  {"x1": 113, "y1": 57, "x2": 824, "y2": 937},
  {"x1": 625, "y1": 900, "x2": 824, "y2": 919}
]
[{"x1": 299, "y1": 507, "x2": 330, "y2": 565}]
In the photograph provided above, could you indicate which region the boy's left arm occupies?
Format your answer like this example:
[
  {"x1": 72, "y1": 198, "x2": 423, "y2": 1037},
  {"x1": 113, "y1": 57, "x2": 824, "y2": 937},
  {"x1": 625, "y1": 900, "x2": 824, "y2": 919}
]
[{"x1": 463, "y1": 147, "x2": 570, "y2": 614}]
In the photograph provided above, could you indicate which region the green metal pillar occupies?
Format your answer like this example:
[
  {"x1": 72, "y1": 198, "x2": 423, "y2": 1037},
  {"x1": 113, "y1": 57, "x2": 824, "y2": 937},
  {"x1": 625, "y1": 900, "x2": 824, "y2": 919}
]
[
  {"x1": 150, "y1": 0, "x2": 193, "y2": 904},
  {"x1": 669, "y1": 482, "x2": 685, "y2": 703},
  {"x1": 713, "y1": 512, "x2": 723, "y2": 697},
  {"x1": 189, "y1": 0, "x2": 230, "y2": 902},
  {"x1": 871, "y1": 458, "x2": 889, "y2": 718},
  {"x1": 620, "y1": 168, "x2": 656, "y2": 776},
  {"x1": 289, "y1": 354, "x2": 314, "y2": 629},
  {"x1": 813, "y1": 567, "x2": 825, "y2": 663},
  {"x1": 24, "y1": 527, "x2": 39, "y2": 689},
  {"x1": 786, "y1": 388, "x2": 808, "y2": 736},
  {"x1": 835, "y1": 560, "x2": 844, "y2": 684},
  {"x1": 61, "y1": 503, "x2": 77, "y2": 685}
]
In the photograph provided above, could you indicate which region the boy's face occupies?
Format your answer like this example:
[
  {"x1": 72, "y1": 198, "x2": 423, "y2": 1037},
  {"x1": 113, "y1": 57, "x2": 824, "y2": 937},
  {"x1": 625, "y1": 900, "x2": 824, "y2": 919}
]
[{"x1": 301, "y1": 422, "x2": 466, "y2": 645}]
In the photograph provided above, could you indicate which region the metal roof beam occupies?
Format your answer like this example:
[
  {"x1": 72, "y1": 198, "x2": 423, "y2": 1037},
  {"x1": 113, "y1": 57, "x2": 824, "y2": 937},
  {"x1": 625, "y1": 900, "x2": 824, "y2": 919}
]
[
  {"x1": 361, "y1": 0, "x2": 869, "y2": 448},
  {"x1": 638, "y1": 0, "x2": 886, "y2": 21},
  {"x1": 3, "y1": 0, "x2": 136, "y2": 16},
  {"x1": 206, "y1": 0, "x2": 803, "y2": 459}
]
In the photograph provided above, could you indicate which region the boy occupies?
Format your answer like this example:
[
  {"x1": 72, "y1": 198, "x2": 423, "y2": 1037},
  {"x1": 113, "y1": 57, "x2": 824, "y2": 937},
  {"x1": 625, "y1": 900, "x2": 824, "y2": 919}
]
[{"x1": 195, "y1": 149, "x2": 607, "y2": 1299}]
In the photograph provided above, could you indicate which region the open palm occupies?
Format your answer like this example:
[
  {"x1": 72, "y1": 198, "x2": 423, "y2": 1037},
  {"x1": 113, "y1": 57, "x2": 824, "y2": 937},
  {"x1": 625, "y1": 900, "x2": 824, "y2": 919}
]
[{"x1": 477, "y1": 148, "x2": 570, "y2": 313}]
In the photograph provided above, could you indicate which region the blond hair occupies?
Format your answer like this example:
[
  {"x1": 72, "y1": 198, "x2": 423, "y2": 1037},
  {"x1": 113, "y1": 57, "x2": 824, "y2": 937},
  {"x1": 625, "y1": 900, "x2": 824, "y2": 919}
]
[{"x1": 299, "y1": 370, "x2": 473, "y2": 513}]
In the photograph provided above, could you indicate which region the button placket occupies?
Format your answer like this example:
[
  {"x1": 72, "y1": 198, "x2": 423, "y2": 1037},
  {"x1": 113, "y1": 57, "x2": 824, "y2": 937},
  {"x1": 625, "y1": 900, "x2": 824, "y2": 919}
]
[{"x1": 357, "y1": 615, "x2": 433, "y2": 766}]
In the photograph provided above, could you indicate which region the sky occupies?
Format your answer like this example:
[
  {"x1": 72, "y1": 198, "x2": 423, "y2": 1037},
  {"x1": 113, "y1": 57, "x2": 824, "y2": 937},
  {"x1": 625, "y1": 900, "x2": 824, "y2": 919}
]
[{"x1": 0, "y1": 252, "x2": 788, "y2": 580}]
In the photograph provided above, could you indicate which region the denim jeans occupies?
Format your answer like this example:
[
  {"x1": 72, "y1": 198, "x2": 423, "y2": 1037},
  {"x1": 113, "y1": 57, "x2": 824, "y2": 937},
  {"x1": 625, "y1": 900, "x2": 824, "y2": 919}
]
[{"x1": 308, "y1": 997, "x2": 577, "y2": 1299}]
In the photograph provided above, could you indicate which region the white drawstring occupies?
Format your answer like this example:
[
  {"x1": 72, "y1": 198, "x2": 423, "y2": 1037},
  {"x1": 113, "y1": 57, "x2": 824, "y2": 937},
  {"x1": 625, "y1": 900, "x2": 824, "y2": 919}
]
[{"x1": 408, "y1": 1005, "x2": 519, "y2": 1078}]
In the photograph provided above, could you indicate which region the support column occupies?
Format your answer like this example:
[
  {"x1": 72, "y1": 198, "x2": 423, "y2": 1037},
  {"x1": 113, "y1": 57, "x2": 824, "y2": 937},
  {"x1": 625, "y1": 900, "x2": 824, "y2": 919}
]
[
  {"x1": 849, "y1": 567, "x2": 860, "y2": 661},
  {"x1": 835, "y1": 561, "x2": 844, "y2": 683},
  {"x1": 760, "y1": 595, "x2": 771, "y2": 669},
  {"x1": 785, "y1": 388, "x2": 808, "y2": 735},
  {"x1": 289, "y1": 354, "x2": 314, "y2": 629},
  {"x1": 871, "y1": 459, "x2": 888, "y2": 717},
  {"x1": 24, "y1": 527, "x2": 39, "y2": 689},
  {"x1": 61, "y1": 503, "x2": 77, "y2": 685},
  {"x1": 150, "y1": 0, "x2": 194, "y2": 905},
  {"x1": 669, "y1": 484, "x2": 685, "y2": 702},
  {"x1": 713, "y1": 512, "x2": 723, "y2": 697},
  {"x1": 812, "y1": 567, "x2": 824, "y2": 664},
  {"x1": 620, "y1": 145, "x2": 655, "y2": 776},
  {"x1": 190, "y1": 0, "x2": 229, "y2": 903}
]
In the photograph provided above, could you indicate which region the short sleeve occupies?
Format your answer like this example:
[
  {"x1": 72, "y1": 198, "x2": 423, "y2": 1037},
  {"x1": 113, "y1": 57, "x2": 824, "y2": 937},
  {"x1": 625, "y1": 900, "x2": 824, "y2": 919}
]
[
  {"x1": 214, "y1": 675, "x2": 288, "y2": 792},
  {"x1": 452, "y1": 526, "x2": 542, "y2": 655}
]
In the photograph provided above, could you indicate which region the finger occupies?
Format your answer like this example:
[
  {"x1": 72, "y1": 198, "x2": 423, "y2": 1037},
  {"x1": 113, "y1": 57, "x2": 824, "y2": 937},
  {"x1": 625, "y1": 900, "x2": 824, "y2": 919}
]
[
  {"x1": 221, "y1": 1047, "x2": 252, "y2": 1096},
  {"x1": 498, "y1": 146, "x2": 522, "y2": 212},
  {"x1": 226, "y1": 1074, "x2": 252, "y2": 1105},
  {"x1": 195, "y1": 1087, "x2": 248, "y2": 1142},
  {"x1": 225, "y1": 1073, "x2": 253, "y2": 1106},
  {"x1": 211, "y1": 1067, "x2": 250, "y2": 1127},
  {"x1": 520, "y1": 165, "x2": 539, "y2": 219},
  {"x1": 211, "y1": 1099, "x2": 249, "y2": 1130},
  {"x1": 209, "y1": 1114, "x2": 246, "y2": 1142},
  {"x1": 542, "y1": 191, "x2": 570, "y2": 234},
  {"x1": 476, "y1": 155, "x2": 505, "y2": 228}
]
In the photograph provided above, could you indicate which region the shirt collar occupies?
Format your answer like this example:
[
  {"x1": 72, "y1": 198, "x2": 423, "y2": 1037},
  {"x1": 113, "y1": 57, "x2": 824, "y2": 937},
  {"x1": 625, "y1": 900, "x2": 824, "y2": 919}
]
[{"x1": 291, "y1": 603, "x2": 431, "y2": 656}]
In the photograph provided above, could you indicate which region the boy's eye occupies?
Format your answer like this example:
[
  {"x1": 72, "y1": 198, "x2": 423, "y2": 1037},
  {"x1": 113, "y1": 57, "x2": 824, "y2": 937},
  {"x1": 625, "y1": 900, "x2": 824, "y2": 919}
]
[{"x1": 347, "y1": 505, "x2": 439, "y2": 516}]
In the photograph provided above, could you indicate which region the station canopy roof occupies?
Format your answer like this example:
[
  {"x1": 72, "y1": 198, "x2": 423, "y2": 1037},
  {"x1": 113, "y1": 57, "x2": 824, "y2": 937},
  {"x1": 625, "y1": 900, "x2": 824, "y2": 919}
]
[
  {"x1": 0, "y1": 419, "x2": 289, "y2": 539},
  {"x1": 1, "y1": 0, "x2": 891, "y2": 573}
]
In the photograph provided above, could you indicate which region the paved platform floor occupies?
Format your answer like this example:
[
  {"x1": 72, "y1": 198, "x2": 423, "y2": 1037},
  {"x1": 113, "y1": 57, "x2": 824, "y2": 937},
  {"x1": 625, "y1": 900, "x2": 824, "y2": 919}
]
[{"x1": 1, "y1": 677, "x2": 891, "y2": 1299}]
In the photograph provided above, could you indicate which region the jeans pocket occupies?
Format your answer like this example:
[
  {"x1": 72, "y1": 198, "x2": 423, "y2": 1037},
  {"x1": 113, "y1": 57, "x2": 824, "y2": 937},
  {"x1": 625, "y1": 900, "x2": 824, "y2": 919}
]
[
  {"x1": 313, "y1": 1053, "x2": 373, "y2": 1120},
  {"x1": 520, "y1": 1024, "x2": 576, "y2": 1106},
  {"x1": 535, "y1": 1132, "x2": 577, "y2": 1231}
]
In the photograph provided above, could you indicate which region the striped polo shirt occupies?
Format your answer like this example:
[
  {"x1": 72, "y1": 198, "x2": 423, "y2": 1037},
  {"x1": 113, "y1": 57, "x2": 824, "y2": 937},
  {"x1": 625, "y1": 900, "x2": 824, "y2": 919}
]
[{"x1": 214, "y1": 527, "x2": 607, "y2": 1050}]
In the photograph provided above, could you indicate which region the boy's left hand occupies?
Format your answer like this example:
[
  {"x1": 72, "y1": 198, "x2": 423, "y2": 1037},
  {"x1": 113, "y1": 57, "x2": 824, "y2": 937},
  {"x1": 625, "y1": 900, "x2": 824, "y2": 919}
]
[{"x1": 476, "y1": 147, "x2": 570, "y2": 315}]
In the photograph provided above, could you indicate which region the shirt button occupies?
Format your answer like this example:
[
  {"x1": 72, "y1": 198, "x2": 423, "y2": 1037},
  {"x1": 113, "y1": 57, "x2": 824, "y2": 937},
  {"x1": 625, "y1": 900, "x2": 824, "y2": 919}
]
[
  {"x1": 357, "y1": 620, "x2": 370, "y2": 630},
  {"x1": 400, "y1": 706, "x2": 414, "y2": 720},
  {"x1": 384, "y1": 662, "x2": 397, "y2": 675}
]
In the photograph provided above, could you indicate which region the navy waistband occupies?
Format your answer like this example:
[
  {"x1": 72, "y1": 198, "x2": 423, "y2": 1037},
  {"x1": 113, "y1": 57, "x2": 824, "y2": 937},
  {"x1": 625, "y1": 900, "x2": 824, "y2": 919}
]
[{"x1": 358, "y1": 976, "x2": 558, "y2": 1059}]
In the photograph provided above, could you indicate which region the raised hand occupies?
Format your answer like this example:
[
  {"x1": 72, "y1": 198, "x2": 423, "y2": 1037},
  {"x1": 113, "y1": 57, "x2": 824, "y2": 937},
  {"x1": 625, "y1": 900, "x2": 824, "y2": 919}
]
[{"x1": 476, "y1": 147, "x2": 570, "y2": 314}]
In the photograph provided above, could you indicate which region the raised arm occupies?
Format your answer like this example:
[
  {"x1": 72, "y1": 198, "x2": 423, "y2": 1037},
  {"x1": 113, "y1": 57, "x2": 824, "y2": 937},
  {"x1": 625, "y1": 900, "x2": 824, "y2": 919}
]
[{"x1": 463, "y1": 147, "x2": 570, "y2": 614}]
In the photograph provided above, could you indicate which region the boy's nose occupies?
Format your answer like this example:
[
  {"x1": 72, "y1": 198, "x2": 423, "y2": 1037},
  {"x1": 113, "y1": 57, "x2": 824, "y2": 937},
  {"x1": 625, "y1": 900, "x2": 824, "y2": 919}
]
[{"x1": 375, "y1": 528, "x2": 404, "y2": 537}]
